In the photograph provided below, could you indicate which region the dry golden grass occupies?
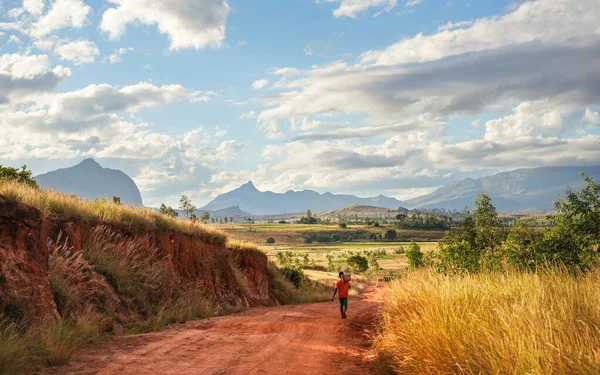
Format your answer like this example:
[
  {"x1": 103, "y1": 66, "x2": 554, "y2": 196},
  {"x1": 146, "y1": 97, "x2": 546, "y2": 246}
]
[
  {"x1": 227, "y1": 240, "x2": 266, "y2": 255},
  {"x1": 0, "y1": 180, "x2": 226, "y2": 244},
  {"x1": 376, "y1": 269, "x2": 600, "y2": 374}
]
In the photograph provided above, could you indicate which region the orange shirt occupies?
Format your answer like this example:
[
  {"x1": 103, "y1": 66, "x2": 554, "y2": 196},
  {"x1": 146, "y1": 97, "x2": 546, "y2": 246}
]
[{"x1": 336, "y1": 279, "x2": 351, "y2": 298}]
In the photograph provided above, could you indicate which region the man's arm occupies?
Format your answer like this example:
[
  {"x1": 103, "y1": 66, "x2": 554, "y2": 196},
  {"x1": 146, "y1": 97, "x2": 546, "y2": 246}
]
[{"x1": 331, "y1": 287, "x2": 337, "y2": 302}]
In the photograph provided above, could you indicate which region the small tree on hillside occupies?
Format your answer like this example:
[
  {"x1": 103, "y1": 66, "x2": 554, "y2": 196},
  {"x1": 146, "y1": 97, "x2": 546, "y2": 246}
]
[
  {"x1": 266, "y1": 237, "x2": 276, "y2": 244},
  {"x1": 179, "y1": 195, "x2": 197, "y2": 219},
  {"x1": 200, "y1": 211, "x2": 210, "y2": 224},
  {"x1": 112, "y1": 196, "x2": 121, "y2": 205},
  {"x1": 0, "y1": 165, "x2": 37, "y2": 187},
  {"x1": 406, "y1": 241, "x2": 425, "y2": 270},
  {"x1": 159, "y1": 203, "x2": 178, "y2": 217},
  {"x1": 384, "y1": 229, "x2": 397, "y2": 241},
  {"x1": 347, "y1": 255, "x2": 369, "y2": 273}
]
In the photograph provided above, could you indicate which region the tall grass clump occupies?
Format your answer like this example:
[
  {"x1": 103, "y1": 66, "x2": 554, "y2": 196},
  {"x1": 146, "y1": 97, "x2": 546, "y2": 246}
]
[
  {"x1": 0, "y1": 180, "x2": 226, "y2": 244},
  {"x1": 376, "y1": 269, "x2": 600, "y2": 374},
  {"x1": 82, "y1": 226, "x2": 179, "y2": 320},
  {"x1": 0, "y1": 319, "x2": 31, "y2": 375}
]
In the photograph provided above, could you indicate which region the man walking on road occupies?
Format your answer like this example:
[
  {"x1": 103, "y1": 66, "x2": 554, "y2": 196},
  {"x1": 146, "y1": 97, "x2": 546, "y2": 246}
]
[{"x1": 332, "y1": 271, "x2": 351, "y2": 319}]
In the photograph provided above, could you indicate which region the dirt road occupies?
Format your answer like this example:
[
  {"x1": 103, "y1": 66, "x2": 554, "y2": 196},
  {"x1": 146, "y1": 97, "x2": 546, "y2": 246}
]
[{"x1": 44, "y1": 288, "x2": 381, "y2": 375}]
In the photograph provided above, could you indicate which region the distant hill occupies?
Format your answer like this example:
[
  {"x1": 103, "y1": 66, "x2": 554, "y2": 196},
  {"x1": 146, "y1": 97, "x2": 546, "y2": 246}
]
[
  {"x1": 318, "y1": 204, "x2": 402, "y2": 219},
  {"x1": 36, "y1": 159, "x2": 143, "y2": 206},
  {"x1": 201, "y1": 181, "x2": 406, "y2": 215},
  {"x1": 407, "y1": 166, "x2": 600, "y2": 213},
  {"x1": 204, "y1": 206, "x2": 252, "y2": 218}
]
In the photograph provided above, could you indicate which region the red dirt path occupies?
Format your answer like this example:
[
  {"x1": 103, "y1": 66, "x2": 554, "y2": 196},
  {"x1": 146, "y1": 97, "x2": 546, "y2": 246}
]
[{"x1": 42, "y1": 288, "x2": 381, "y2": 375}]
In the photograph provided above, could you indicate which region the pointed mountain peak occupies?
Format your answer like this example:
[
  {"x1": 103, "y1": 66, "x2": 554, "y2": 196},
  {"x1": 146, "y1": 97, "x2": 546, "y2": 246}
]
[
  {"x1": 77, "y1": 158, "x2": 102, "y2": 169},
  {"x1": 238, "y1": 180, "x2": 258, "y2": 191}
]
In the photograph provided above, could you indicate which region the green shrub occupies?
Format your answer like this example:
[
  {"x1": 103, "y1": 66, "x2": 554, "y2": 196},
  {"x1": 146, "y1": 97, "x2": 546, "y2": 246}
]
[
  {"x1": 384, "y1": 229, "x2": 397, "y2": 240},
  {"x1": 280, "y1": 266, "x2": 305, "y2": 288},
  {"x1": 347, "y1": 255, "x2": 369, "y2": 273},
  {"x1": 406, "y1": 241, "x2": 425, "y2": 270},
  {"x1": 0, "y1": 165, "x2": 37, "y2": 188},
  {"x1": 394, "y1": 246, "x2": 406, "y2": 254},
  {"x1": 339, "y1": 223, "x2": 347, "y2": 228},
  {"x1": 266, "y1": 237, "x2": 275, "y2": 244}
]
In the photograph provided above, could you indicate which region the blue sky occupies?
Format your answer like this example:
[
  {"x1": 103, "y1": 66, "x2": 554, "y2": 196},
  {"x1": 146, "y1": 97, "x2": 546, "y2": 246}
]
[{"x1": 1, "y1": 0, "x2": 599, "y2": 207}]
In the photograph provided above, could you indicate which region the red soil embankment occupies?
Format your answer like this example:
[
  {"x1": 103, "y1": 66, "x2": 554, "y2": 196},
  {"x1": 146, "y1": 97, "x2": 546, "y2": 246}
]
[{"x1": 0, "y1": 194, "x2": 277, "y2": 327}]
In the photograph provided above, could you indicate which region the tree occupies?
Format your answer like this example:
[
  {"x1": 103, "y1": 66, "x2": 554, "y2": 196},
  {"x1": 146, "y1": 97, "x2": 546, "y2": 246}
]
[
  {"x1": 347, "y1": 255, "x2": 369, "y2": 273},
  {"x1": 395, "y1": 213, "x2": 407, "y2": 221},
  {"x1": 406, "y1": 241, "x2": 425, "y2": 270},
  {"x1": 0, "y1": 165, "x2": 37, "y2": 187},
  {"x1": 159, "y1": 203, "x2": 178, "y2": 217},
  {"x1": 306, "y1": 210, "x2": 313, "y2": 219},
  {"x1": 384, "y1": 229, "x2": 397, "y2": 241},
  {"x1": 179, "y1": 195, "x2": 197, "y2": 219},
  {"x1": 200, "y1": 211, "x2": 210, "y2": 224},
  {"x1": 369, "y1": 232, "x2": 382, "y2": 241},
  {"x1": 339, "y1": 223, "x2": 347, "y2": 229},
  {"x1": 112, "y1": 196, "x2": 121, "y2": 205},
  {"x1": 538, "y1": 174, "x2": 600, "y2": 270},
  {"x1": 266, "y1": 237, "x2": 276, "y2": 244},
  {"x1": 331, "y1": 234, "x2": 341, "y2": 242}
]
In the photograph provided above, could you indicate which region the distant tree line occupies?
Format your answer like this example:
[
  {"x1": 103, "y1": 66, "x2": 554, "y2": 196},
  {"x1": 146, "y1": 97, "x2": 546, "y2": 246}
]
[{"x1": 394, "y1": 213, "x2": 452, "y2": 230}]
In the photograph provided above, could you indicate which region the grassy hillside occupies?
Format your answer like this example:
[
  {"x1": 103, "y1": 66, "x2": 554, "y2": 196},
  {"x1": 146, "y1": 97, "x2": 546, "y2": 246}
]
[
  {"x1": 376, "y1": 270, "x2": 600, "y2": 374},
  {"x1": 0, "y1": 180, "x2": 226, "y2": 244}
]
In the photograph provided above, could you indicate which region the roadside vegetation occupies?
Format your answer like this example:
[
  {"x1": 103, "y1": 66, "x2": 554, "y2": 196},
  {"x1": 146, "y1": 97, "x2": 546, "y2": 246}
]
[
  {"x1": 0, "y1": 179, "x2": 226, "y2": 244},
  {"x1": 376, "y1": 175, "x2": 600, "y2": 374}
]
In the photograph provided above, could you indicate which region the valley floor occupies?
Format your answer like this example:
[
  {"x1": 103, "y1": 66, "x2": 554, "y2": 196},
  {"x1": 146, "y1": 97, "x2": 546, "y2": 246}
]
[{"x1": 40, "y1": 287, "x2": 382, "y2": 375}]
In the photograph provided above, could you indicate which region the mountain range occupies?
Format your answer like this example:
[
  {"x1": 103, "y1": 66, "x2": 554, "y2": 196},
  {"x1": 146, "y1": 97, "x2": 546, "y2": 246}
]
[
  {"x1": 200, "y1": 181, "x2": 406, "y2": 215},
  {"x1": 33, "y1": 159, "x2": 600, "y2": 215},
  {"x1": 36, "y1": 159, "x2": 144, "y2": 206},
  {"x1": 407, "y1": 166, "x2": 600, "y2": 213}
]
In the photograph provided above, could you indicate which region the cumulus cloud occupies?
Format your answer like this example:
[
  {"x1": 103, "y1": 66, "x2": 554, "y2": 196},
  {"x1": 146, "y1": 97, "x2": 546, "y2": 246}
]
[
  {"x1": 54, "y1": 40, "x2": 99, "y2": 65},
  {"x1": 23, "y1": 0, "x2": 45, "y2": 16},
  {"x1": 0, "y1": 53, "x2": 70, "y2": 103},
  {"x1": 30, "y1": 0, "x2": 91, "y2": 38},
  {"x1": 100, "y1": 0, "x2": 230, "y2": 50}
]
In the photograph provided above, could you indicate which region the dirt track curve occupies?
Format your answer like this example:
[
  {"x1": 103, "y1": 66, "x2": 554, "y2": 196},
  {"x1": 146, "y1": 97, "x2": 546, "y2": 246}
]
[{"x1": 43, "y1": 287, "x2": 382, "y2": 375}]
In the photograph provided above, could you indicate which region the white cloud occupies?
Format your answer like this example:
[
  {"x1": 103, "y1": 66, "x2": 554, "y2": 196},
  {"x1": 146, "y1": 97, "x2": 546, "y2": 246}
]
[
  {"x1": 324, "y1": 0, "x2": 397, "y2": 18},
  {"x1": 361, "y1": 0, "x2": 600, "y2": 65},
  {"x1": 251, "y1": 78, "x2": 269, "y2": 89},
  {"x1": 7, "y1": 35, "x2": 22, "y2": 44},
  {"x1": 30, "y1": 0, "x2": 91, "y2": 38},
  {"x1": 240, "y1": 110, "x2": 256, "y2": 119},
  {"x1": 189, "y1": 90, "x2": 220, "y2": 103},
  {"x1": 54, "y1": 40, "x2": 99, "y2": 65},
  {"x1": 0, "y1": 53, "x2": 70, "y2": 103},
  {"x1": 104, "y1": 47, "x2": 133, "y2": 64},
  {"x1": 583, "y1": 108, "x2": 599, "y2": 126},
  {"x1": 100, "y1": 0, "x2": 230, "y2": 50},
  {"x1": 261, "y1": 144, "x2": 283, "y2": 160},
  {"x1": 270, "y1": 67, "x2": 302, "y2": 77},
  {"x1": 23, "y1": 0, "x2": 45, "y2": 16}
]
